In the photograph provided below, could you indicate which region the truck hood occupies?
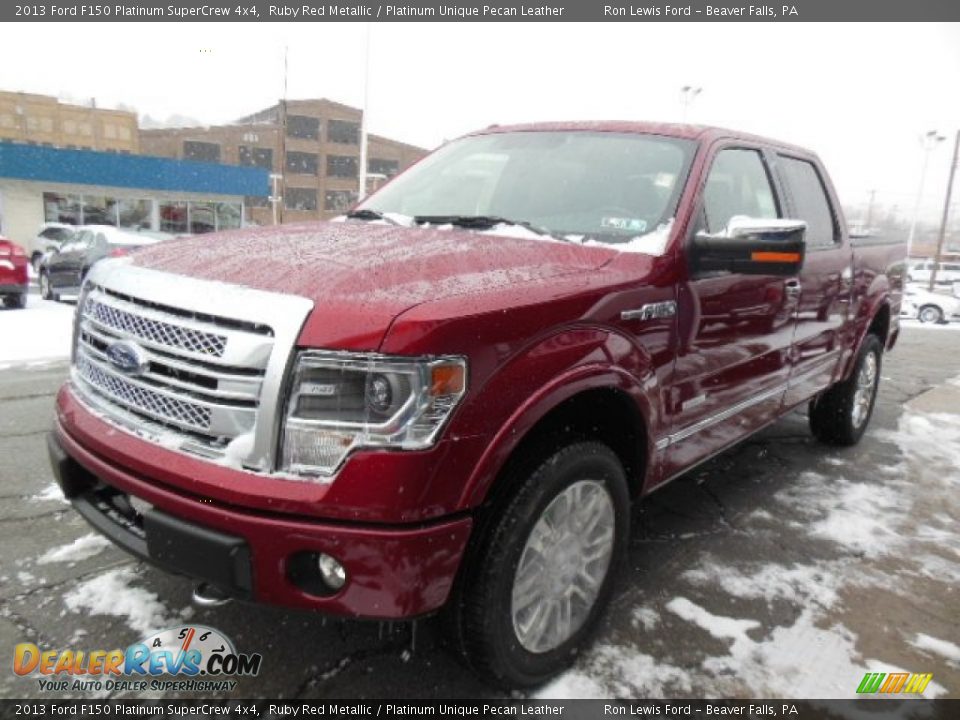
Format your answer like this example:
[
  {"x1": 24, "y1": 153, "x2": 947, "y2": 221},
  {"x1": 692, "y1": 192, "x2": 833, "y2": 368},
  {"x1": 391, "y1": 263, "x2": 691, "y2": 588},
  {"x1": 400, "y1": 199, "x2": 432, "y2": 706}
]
[{"x1": 130, "y1": 221, "x2": 617, "y2": 350}]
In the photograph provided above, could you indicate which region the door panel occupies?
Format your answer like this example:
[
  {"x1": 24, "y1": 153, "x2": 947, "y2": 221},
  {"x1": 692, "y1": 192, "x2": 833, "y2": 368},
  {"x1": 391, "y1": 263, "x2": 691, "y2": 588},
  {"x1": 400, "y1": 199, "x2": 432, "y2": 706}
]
[
  {"x1": 660, "y1": 147, "x2": 796, "y2": 482},
  {"x1": 777, "y1": 156, "x2": 851, "y2": 405}
]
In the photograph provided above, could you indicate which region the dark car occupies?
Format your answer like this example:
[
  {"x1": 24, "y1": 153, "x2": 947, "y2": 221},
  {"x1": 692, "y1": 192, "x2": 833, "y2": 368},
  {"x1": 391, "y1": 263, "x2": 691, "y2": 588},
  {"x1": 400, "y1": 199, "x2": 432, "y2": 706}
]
[{"x1": 39, "y1": 225, "x2": 160, "y2": 301}]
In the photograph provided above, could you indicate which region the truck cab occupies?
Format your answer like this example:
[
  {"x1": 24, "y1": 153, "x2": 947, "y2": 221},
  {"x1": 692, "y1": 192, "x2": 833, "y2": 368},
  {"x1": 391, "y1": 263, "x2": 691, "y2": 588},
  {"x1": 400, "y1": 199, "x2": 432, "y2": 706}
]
[{"x1": 48, "y1": 123, "x2": 903, "y2": 687}]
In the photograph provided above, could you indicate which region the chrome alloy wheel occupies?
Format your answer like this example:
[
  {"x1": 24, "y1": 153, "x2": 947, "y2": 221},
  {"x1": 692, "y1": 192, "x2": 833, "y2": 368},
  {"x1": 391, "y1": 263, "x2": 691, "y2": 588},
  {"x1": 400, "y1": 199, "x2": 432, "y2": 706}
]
[
  {"x1": 511, "y1": 479, "x2": 615, "y2": 654},
  {"x1": 851, "y1": 350, "x2": 878, "y2": 429}
]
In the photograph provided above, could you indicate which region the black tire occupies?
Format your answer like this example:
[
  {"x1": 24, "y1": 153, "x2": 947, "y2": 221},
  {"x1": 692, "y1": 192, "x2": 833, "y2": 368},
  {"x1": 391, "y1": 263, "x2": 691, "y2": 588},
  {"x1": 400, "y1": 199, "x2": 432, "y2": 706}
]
[
  {"x1": 39, "y1": 271, "x2": 58, "y2": 302},
  {"x1": 917, "y1": 304, "x2": 943, "y2": 324},
  {"x1": 444, "y1": 441, "x2": 630, "y2": 688},
  {"x1": 809, "y1": 334, "x2": 883, "y2": 446},
  {"x1": 3, "y1": 294, "x2": 27, "y2": 309}
]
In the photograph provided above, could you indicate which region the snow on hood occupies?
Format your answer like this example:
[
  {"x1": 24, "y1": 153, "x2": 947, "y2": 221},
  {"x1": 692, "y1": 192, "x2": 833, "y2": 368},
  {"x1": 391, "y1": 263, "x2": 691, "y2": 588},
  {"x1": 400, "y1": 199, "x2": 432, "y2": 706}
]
[{"x1": 129, "y1": 221, "x2": 617, "y2": 350}]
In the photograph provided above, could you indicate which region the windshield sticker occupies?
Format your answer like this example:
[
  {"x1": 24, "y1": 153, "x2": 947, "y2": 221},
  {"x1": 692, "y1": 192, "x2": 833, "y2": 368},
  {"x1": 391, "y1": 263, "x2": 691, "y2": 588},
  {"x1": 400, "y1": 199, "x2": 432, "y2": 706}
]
[{"x1": 600, "y1": 217, "x2": 648, "y2": 233}]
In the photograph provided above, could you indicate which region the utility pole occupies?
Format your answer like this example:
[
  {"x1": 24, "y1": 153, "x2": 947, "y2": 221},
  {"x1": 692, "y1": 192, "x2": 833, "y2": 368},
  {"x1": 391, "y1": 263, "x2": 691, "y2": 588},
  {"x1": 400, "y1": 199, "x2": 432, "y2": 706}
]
[
  {"x1": 269, "y1": 173, "x2": 282, "y2": 226},
  {"x1": 358, "y1": 23, "x2": 372, "y2": 202},
  {"x1": 929, "y1": 129, "x2": 959, "y2": 292},
  {"x1": 278, "y1": 45, "x2": 289, "y2": 225},
  {"x1": 864, "y1": 189, "x2": 877, "y2": 229},
  {"x1": 907, "y1": 130, "x2": 946, "y2": 258}
]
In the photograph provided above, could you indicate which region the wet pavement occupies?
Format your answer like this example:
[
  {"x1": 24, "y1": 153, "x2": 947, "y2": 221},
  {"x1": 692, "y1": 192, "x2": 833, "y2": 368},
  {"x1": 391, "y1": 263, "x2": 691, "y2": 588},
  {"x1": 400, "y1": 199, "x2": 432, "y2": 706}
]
[{"x1": 1, "y1": 324, "x2": 957, "y2": 701}]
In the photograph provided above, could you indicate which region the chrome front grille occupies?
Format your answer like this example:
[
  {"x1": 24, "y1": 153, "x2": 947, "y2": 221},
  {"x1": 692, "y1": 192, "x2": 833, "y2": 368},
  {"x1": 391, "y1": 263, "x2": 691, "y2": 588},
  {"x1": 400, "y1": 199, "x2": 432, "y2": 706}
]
[
  {"x1": 70, "y1": 262, "x2": 313, "y2": 471},
  {"x1": 84, "y1": 295, "x2": 228, "y2": 358},
  {"x1": 76, "y1": 354, "x2": 213, "y2": 432}
]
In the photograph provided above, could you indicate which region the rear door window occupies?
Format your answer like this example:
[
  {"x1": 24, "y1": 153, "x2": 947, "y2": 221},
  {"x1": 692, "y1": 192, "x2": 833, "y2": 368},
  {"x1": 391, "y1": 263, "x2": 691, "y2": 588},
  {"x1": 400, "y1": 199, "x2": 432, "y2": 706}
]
[{"x1": 778, "y1": 156, "x2": 838, "y2": 248}]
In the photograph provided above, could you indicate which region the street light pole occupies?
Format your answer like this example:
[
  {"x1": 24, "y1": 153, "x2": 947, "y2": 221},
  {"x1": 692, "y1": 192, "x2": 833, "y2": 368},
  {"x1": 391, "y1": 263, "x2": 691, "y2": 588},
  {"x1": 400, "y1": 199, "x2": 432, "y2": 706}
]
[
  {"x1": 269, "y1": 173, "x2": 283, "y2": 226},
  {"x1": 680, "y1": 86, "x2": 702, "y2": 123},
  {"x1": 358, "y1": 23, "x2": 371, "y2": 202},
  {"x1": 928, "y1": 129, "x2": 959, "y2": 292},
  {"x1": 906, "y1": 130, "x2": 946, "y2": 258}
]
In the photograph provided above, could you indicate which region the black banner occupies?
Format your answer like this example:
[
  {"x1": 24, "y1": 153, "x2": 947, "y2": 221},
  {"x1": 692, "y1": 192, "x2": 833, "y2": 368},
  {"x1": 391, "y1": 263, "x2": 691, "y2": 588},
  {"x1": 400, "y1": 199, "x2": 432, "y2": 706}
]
[
  {"x1": 1, "y1": 700, "x2": 958, "y2": 720},
  {"x1": 5, "y1": 0, "x2": 960, "y2": 23}
]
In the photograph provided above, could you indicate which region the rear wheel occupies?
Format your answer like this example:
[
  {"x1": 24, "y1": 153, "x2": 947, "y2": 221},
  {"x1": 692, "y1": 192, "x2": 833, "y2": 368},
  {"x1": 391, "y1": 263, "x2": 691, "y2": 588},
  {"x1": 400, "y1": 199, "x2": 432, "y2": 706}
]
[
  {"x1": 809, "y1": 334, "x2": 882, "y2": 446},
  {"x1": 3, "y1": 294, "x2": 27, "y2": 309},
  {"x1": 40, "y1": 271, "x2": 58, "y2": 302},
  {"x1": 918, "y1": 304, "x2": 943, "y2": 324},
  {"x1": 445, "y1": 441, "x2": 629, "y2": 688}
]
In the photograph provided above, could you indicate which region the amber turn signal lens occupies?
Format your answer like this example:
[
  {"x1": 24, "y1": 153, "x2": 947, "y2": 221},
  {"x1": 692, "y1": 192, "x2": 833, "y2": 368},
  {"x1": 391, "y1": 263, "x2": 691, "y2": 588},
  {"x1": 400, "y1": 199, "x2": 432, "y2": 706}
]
[
  {"x1": 751, "y1": 251, "x2": 801, "y2": 263},
  {"x1": 431, "y1": 364, "x2": 466, "y2": 396}
]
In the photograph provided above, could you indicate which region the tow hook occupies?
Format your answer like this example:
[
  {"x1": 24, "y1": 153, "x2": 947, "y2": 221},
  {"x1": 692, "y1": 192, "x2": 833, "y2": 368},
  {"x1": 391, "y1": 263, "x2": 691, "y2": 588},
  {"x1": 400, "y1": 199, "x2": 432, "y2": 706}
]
[{"x1": 192, "y1": 581, "x2": 232, "y2": 608}]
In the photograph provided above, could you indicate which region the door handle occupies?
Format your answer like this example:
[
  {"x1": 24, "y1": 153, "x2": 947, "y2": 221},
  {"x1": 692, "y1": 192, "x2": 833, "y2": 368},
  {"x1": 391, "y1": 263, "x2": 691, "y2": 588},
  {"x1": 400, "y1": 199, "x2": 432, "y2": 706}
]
[{"x1": 784, "y1": 279, "x2": 802, "y2": 298}]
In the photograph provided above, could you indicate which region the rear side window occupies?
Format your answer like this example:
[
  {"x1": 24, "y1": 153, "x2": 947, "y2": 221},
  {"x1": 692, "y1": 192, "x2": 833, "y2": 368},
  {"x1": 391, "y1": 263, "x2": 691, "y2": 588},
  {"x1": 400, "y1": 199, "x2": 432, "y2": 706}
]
[
  {"x1": 778, "y1": 157, "x2": 837, "y2": 248},
  {"x1": 702, "y1": 149, "x2": 779, "y2": 234}
]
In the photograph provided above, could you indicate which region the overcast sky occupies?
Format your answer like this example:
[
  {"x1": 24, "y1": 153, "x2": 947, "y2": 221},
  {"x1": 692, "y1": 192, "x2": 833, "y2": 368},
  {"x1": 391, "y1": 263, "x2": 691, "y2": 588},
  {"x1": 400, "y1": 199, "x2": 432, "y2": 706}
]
[{"x1": 2, "y1": 22, "x2": 959, "y2": 222}]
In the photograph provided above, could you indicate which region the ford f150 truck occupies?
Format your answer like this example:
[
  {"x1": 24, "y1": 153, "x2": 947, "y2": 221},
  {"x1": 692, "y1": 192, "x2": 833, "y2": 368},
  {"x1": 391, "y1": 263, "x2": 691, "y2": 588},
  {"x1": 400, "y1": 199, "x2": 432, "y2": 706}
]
[{"x1": 48, "y1": 122, "x2": 904, "y2": 687}]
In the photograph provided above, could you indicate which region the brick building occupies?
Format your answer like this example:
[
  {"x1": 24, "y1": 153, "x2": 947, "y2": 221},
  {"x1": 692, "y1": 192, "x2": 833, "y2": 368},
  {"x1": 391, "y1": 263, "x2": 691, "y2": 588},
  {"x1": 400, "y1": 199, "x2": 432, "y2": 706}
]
[
  {"x1": 139, "y1": 98, "x2": 427, "y2": 225},
  {"x1": 0, "y1": 91, "x2": 139, "y2": 154}
]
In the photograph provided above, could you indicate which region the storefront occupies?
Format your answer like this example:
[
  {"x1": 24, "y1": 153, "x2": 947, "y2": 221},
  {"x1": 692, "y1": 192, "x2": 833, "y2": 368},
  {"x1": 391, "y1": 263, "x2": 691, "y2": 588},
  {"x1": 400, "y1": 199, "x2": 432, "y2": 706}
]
[{"x1": 0, "y1": 141, "x2": 267, "y2": 247}]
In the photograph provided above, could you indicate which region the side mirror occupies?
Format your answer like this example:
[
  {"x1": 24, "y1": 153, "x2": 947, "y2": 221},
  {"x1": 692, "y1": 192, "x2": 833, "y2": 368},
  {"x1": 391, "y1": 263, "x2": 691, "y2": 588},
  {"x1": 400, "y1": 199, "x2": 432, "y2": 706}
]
[{"x1": 692, "y1": 216, "x2": 806, "y2": 276}]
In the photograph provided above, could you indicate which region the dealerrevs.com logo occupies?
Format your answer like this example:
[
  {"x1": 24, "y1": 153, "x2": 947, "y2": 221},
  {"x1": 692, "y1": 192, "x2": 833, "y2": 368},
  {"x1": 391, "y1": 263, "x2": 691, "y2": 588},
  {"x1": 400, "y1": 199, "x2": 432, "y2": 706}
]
[{"x1": 13, "y1": 625, "x2": 263, "y2": 693}]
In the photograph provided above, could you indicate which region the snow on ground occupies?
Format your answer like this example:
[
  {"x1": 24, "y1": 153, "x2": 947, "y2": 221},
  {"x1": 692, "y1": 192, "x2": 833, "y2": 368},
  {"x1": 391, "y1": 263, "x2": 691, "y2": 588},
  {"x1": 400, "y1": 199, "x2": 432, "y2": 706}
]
[
  {"x1": 30, "y1": 482, "x2": 69, "y2": 504},
  {"x1": 910, "y1": 634, "x2": 960, "y2": 667},
  {"x1": 541, "y1": 382, "x2": 960, "y2": 699},
  {"x1": 63, "y1": 567, "x2": 175, "y2": 636},
  {"x1": 37, "y1": 533, "x2": 111, "y2": 565},
  {"x1": 0, "y1": 295, "x2": 76, "y2": 368}
]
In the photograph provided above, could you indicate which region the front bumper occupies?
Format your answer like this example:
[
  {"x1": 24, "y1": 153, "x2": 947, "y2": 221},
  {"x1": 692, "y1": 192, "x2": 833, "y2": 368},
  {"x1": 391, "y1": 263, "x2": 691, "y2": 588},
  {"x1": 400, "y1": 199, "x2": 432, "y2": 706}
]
[{"x1": 49, "y1": 422, "x2": 473, "y2": 619}]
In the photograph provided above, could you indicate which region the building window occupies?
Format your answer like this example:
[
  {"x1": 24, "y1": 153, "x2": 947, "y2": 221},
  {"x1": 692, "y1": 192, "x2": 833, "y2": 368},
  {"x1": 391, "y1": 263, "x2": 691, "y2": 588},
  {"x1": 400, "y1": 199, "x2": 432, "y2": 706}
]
[
  {"x1": 160, "y1": 201, "x2": 188, "y2": 234},
  {"x1": 239, "y1": 145, "x2": 273, "y2": 169},
  {"x1": 328, "y1": 119, "x2": 359, "y2": 145},
  {"x1": 242, "y1": 132, "x2": 259, "y2": 143},
  {"x1": 189, "y1": 202, "x2": 216, "y2": 234},
  {"x1": 286, "y1": 151, "x2": 319, "y2": 175},
  {"x1": 368, "y1": 158, "x2": 400, "y2": 178},
  {"x1": 81, "y1": 196, "x2": 118, "y2": 226},
  {"x1": 183, "y1": 140, "x2": 221, "y2": 162},
  {"x1": 118, "y1": 199, "x2": 152, "y2": 230},
  {"x1": 324, "y1": 190, "x2": 358, "y2": 213},
  {"x1": 326, "y1": 155, "x2": 358, "y2": 178},
  {"x1": 26, "y1": 116, "x2": 54, "y2": 132},
  {"x1": 118, "y1": 126, "x2": 132, "y2": 141},
  {"x1": 246, "y1": 195, "x2": 269, "y2": 209},
  {"x1": 287, "y1": 115, "x2": 320, "y2": 141},
  {"x1": 285, "y1": 188, "x2": 318, "y2": 212},
  {"x1": 43, "y1": 192, "x2": 82, "y2": 224},
  {"x1": 217, "y1": 203, "x2": 242, "y2": 230},
  {"x1": 0, "y1": 113, "x2": 16, "y2": 128}
]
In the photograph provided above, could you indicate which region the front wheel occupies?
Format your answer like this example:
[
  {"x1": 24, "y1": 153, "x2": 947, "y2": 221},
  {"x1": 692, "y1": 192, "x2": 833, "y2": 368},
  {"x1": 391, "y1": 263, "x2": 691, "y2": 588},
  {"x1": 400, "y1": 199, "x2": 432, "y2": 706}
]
[
  {"x1": 809, "y1": 334, "x2": 882, "y2": 446},
  {"x1": 446, "y1": 441, "x2": 630, "y2": 688}
]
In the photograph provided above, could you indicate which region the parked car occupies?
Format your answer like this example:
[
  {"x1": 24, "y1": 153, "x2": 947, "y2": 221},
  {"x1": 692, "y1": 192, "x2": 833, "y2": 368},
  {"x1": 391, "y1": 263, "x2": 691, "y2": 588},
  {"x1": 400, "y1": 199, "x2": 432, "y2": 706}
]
[
  {"x1": 39, "y1": 225, "x2": 160, "y2": 302},
  {"x1": 48, "y1": 123, "x2": 904, "y2": 688},
  {"x1": 906, "y1": 258, "x2": 960, "y2": 286},
  {"x1": 900, "y1": 285, "x2": 960, "y2": 323},
  {"x1": 29, "y1": 223, "x2": 77, "y2": 271},
  {"x1": 0, "y1": 236, "x2": 29, "y2": 309}
]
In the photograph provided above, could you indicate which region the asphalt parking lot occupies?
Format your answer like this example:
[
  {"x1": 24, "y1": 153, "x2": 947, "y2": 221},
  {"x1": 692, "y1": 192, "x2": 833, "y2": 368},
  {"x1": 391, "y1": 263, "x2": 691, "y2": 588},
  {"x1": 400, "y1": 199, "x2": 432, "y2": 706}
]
[{"x1": 0, "y1": 324, "x2": 958, "y2": 701}]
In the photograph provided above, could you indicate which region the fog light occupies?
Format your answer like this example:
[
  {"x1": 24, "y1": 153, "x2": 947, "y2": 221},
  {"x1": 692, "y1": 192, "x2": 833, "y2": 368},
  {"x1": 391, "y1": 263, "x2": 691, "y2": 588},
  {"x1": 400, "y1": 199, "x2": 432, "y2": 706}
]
[{"x1": 317, "y1": 553, "x2": 347, "y2": 590}]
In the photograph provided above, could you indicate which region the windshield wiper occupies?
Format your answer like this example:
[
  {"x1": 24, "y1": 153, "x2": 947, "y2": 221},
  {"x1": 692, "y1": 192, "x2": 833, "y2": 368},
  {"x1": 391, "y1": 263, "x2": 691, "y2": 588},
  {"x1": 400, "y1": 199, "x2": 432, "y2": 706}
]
[
  {"x1": 412, "y1": 215, "x2": 567, "y2": 242},
  {"x1": 346, "y1": 208, "x2": 401, "y2": 225}
]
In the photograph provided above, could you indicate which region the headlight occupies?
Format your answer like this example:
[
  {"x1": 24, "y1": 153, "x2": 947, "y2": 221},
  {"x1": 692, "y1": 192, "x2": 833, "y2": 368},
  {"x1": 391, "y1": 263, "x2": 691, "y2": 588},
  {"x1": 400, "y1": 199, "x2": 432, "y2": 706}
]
[{"x1": 280, "y1": 351, "x2": 468, "y2": 477}]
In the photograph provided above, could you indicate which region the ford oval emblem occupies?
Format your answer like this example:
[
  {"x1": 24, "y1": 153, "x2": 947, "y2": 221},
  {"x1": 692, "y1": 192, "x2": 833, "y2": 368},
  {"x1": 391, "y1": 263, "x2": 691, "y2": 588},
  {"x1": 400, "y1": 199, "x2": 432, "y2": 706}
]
[{"x1": 105, "y1": 340, "x2": 148, "y2": 376}]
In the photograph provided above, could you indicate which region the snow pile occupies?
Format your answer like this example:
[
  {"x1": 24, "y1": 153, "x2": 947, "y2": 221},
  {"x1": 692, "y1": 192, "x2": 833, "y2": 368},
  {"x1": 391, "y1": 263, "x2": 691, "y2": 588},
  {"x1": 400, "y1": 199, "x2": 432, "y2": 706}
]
[
  {"x1": 31, "y1": 483, "x2": 69, "y2": 505},
  {"x1": 683, "y1": 559, "x2": 841, "y2": 609},
  {"x1": 63, "y1": 567, "x2": 174, "y2": 636},
  {"x1": 0, "y1": 296, "x2": 75, "y2": 368},
  {"x1": 665, "y1": 597, "x2": 760, "y2": 642},
  {"x1": 37, "y1": 533, "x2": 111, "y2": 565},
  {"x1": 910, "y1": 634, "x2": 960, "y2": 667},
  {"x1": 575, "y1": 218, "x2": 675, "y2": 256}
]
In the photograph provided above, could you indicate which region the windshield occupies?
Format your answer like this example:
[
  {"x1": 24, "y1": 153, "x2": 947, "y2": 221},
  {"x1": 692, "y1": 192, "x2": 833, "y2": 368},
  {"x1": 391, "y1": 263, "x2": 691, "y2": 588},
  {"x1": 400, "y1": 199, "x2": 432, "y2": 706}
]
[{"x1": 358, "y1": 131, "x2": 695, "y2": 244}]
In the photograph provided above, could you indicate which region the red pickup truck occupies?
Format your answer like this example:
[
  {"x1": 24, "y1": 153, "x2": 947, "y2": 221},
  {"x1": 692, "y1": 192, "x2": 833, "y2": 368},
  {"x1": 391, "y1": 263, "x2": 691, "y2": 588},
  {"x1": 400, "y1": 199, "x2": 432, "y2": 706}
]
[{"x1": 49, "y1": 123, "x2": 904, "y2": 687}]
